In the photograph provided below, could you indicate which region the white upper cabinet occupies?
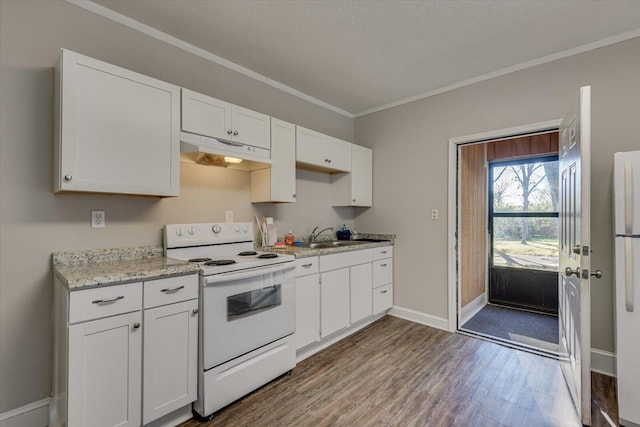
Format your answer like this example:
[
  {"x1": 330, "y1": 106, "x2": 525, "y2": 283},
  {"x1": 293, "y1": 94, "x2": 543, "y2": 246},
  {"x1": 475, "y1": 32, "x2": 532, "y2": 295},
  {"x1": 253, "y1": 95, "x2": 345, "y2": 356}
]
[
  {"x1": 54, "y1": 49, "x2": 180, "y2": 197},
  {"x1": 251, "y1": 118, "x2": 296, "y2": 203},
  {"x1": 181, "y1": 89, "x2": 270, "y2": 150},
  {"x1": 332, "y1": 144, "x2": 373, "y2": 207},
  {"x1": 296, "y1": 126, "x2": 351, "y2": 172}
]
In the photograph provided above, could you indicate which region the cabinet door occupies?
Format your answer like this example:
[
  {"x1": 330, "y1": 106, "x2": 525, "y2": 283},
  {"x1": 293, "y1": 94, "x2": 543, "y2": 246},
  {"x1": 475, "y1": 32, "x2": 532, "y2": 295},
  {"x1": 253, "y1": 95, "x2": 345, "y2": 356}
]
[
  {"x1": 295, "y1": 274, "x2": 320, "y2": 349},
  {"x1": 350, "y1": 263, "x2": 373, "y2": 324},
  {"x1": 325, "y1": 137, "x2": 352, "y2": 173},
  {"x1": 296, "y1": 126, "x2": 327, "y2": 167},
  {"x1": 320, "y1": 268, "x2": 350, "y2": 337},
  {"x1": 68, "y1": 311, "x2": 142, "y2": 427},
  {"x1": 231, "y1": 105, "x2": 271, "y2": 149},
  {"x1": 56, "y1": 49, "x2": 180, "y2": 197},
  {"x1": 143, "y1": 299, "x2": 198, "y2": 424},
  {"x1": 351, "y1": 145, "x2": 373, "y2": 206},
  {"x1": 251, "y1": 118, "x2": 296, "y2": 203},
  {"x1": 181, "y1": 88, "x2": 232, "y2": 140}
]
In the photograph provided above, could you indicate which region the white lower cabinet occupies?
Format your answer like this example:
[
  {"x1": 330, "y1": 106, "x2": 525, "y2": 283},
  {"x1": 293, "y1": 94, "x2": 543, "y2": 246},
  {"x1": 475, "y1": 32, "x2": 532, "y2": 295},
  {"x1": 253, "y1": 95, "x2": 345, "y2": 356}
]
[
  {"x1": 320, "y1": 268, "x2": 351, "y2": 337},
  {"x1": 349, "y1": 263, "x2": 372, "y2": 323},
  {"x1": 53, "y1": 274, "x2": 198, "y2": 427},
  {"x1": 143, "y1": 299, "x2": 198, "y2": 424},
  {"x1": 372, "y1": 247, "x2": 394, "y2": 315},
  {"x1": 294, "y1": 257, "x2": 320, "y2": 350},
  {"x1": 68, "y1": 311, "x2": 142, "y2": 427}
]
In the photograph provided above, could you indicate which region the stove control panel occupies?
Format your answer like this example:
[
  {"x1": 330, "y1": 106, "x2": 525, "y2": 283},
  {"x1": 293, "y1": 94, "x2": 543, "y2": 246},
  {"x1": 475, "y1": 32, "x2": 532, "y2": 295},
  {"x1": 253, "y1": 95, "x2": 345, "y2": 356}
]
[{"x1": 165, "y1": 222, "x2": 253, "y2": 248}]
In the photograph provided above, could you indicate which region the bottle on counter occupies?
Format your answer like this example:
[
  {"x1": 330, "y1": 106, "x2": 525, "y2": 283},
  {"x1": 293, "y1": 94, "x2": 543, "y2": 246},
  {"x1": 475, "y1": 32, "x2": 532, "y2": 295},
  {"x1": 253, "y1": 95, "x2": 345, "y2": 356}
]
[{"x1": 284, "y1": 230, "x2": 295, "y2": 247}]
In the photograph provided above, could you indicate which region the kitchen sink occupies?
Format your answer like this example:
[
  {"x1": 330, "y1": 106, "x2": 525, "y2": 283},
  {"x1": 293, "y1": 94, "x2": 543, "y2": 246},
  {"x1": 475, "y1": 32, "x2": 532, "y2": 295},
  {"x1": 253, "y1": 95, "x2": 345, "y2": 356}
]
[{"x1": 299, "y1": 240, "x2": 362, "y2": 249}]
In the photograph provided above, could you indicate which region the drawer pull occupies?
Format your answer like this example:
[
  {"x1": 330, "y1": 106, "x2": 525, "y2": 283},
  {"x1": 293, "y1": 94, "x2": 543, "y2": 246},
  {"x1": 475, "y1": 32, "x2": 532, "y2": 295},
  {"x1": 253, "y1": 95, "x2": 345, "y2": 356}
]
[
  {"x1": 380, "y1": 251, "x2": 387, "y2": 254},
  {"x1": 192, "y1": 308, "x2": 199, "y2": 315},
  {"x1": 133, "y1": 322, "x2": 141, "y2": 329},
  {"x1": 381, "y1": 290, "x2": 388, "y2": 294},
  {"x1": 161, "y1": 285, "x2": 185, "y2": 293},
  {"x1": 380, "y1": 263, "x2": 387, "y2": 267},
  {"x1": 302, "y1": 263, "x2": 313, "y2": 268},
  {"x1": 92, "y1": 295, "x2": 124, "y2": 304}
]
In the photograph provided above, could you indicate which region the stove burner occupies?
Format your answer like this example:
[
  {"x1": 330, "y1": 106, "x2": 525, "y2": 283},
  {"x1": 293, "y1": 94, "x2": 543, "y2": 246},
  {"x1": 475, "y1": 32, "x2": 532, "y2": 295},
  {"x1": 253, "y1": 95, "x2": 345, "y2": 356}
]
[
  {"x1": 204, "y1": 259, "x2": 237, "y2": 266},
  {"x1": 189, "y1": 258, "x2": 212, "y2": 263},
  {"x1": 238, "y1": 251, "x2": 258, "y2": 256},
  {"x1": 258, "y1": 253, "x2": 278, "y2": 259}
]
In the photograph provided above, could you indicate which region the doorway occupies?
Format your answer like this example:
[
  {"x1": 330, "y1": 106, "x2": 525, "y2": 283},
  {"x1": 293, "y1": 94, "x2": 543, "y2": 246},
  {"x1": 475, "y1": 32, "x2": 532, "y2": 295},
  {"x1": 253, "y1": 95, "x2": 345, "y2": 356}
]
[{"x1": 449, "y1": 124, "x2": 562, "y2": 356}]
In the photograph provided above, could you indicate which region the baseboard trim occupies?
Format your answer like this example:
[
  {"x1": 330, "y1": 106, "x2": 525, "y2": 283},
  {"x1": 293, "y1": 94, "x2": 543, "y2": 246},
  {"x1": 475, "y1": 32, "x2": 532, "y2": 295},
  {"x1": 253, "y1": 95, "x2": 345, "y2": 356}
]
[
  {"x1": 591, "y1": 348, "x2": 616, "y2": 377},
  {"x1": 388, "y1": 306, "x2": 449, "y2": 331},
  {"x1": 0, "y1": 397, "x2": 50, "y2": 427},
  {"x1": 460, "y1": 293, "x2": 486, "y2": 326},
  {"x1": 296, "y1": 313, "x2": 386, "y2": 363}
]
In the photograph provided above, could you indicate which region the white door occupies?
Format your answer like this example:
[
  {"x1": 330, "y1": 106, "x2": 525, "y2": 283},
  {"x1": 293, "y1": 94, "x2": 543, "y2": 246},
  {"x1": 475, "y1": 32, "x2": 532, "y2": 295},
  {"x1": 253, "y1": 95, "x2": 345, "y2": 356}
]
[
  {"x1": 351, "y1": 145, "x2": 373, "y2": 207},
  {"x1": 295, "y1": 273, "x2": 321, "y2": 349},
  {"x1": 320, "y1": 268, "x2": 350, "y2": 337},
  {"x1": 231, "y1": 105, "x2": 271, "y2": 149},
  {"x1": 349, "y1": 263, "x2": 373, "y2": 323},
  {"x1": 558, "y1": 85, "x2": 591, "y2": 425},
  {"x1": 181, "y1": 88, "x2": 232, "y2": 139},
  {"x1": 68, "y1": 311, "x2": 142, "y2": 427},
  {"x1": 143, "y1": 299, "x2": 198, "y2": 424}
]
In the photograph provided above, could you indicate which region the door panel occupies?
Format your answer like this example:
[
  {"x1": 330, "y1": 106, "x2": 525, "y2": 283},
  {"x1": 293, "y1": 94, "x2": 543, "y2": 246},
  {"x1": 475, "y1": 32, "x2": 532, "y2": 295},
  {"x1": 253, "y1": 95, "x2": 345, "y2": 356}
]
[{"x1": 558, "y1": 86, "x2": 591, "y2": 425}]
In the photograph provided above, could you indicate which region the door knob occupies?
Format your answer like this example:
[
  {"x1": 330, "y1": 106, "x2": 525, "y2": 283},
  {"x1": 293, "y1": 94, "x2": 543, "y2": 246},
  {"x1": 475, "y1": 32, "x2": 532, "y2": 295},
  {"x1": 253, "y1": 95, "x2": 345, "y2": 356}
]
[
  {"x1": 591, "y1": 269, "x2": 603, "y2": 279},
  {"x1": 572, "y1": 245, "x2": 581, "y2": 255},
  {"x1": 565, "y1": 267, "x2": 581, "y2": 277}
]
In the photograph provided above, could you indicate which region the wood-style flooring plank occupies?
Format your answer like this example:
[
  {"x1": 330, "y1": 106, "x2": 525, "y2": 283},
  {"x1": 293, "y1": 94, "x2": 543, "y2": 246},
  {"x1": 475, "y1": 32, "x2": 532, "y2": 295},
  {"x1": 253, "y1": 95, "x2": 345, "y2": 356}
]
[{"x1": 180, "y1": 316, "x2": 618, "y2": 427}]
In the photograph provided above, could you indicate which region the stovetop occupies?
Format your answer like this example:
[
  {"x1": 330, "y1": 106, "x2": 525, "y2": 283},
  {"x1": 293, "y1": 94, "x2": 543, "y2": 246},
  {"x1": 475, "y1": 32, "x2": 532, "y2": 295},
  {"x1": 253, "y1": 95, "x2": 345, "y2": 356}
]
[
  {"x1": 183, "y1": 250, "x2": 295, "y2": 275},
  {"x1": 164, "y1": 222, "x2": 294, "y2": 275}
]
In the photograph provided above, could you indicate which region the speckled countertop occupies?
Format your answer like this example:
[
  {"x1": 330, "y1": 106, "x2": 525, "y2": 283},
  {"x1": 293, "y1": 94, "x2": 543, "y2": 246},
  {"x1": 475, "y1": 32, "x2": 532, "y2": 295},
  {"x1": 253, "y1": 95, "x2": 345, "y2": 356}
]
[
  {"x1": 261, "y1": 233, "x2": 396, "y2": 258},
  {"x1": 53, "y1": 246, "x2": 200, "y2": 290}
]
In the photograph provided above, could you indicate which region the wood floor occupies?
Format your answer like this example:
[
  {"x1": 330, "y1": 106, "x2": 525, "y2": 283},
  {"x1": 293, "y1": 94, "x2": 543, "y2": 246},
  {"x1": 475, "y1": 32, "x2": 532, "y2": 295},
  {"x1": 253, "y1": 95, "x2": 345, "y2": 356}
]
[{"x1": 181, "y1": 316, "x2": 618, "y2": 427}]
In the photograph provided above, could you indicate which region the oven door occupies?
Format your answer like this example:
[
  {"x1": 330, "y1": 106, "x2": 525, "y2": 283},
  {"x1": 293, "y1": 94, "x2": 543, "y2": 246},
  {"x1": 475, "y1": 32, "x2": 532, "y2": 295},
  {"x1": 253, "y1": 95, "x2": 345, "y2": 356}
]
[{"x1": 202, "y1": 262, "x2": 295, "y2": 371}]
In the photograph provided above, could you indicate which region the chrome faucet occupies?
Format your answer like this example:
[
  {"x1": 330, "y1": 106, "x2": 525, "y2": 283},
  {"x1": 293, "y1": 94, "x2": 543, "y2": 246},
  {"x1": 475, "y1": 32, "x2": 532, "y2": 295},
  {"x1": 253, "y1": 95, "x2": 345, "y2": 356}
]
[{"x1": 311, "y1": 226, "x2": 334, "y2": 242}]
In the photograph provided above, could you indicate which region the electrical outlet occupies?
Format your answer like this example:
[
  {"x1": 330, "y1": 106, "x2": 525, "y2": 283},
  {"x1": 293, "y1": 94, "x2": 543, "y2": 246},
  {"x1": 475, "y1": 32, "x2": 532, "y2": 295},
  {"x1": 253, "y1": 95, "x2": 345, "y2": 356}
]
[
  {"x1": 431, "y1": 209, "x2": 439, "y2": 220},
  {"x1": 91, "y1": 210, "x2": 105, "y2": 228},
  {"x1": 225, "y1": 210, "x2": 234, "y2": 223}
]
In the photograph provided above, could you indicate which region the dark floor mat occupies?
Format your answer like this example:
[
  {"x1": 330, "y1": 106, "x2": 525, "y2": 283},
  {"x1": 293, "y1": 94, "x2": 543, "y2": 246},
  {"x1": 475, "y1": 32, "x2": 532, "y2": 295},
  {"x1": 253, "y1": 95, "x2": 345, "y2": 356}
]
[{"x1": 461, "y1": 305, "x2": 559, "y2": 353}]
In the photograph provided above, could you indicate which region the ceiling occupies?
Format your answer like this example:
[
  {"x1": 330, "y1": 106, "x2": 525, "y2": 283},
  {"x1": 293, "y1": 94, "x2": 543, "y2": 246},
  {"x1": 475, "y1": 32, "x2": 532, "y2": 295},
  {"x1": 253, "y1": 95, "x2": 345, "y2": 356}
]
[{"x1": 88, "y1": 0, "x2": 640, "y2": 117}]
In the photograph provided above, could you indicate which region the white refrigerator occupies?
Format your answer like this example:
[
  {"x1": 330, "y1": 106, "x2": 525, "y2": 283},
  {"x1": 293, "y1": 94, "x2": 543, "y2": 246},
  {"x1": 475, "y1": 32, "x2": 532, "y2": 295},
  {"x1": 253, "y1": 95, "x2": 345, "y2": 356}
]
[{"x1": 614, "y1": 150, "x2": 640, "y2": 427}]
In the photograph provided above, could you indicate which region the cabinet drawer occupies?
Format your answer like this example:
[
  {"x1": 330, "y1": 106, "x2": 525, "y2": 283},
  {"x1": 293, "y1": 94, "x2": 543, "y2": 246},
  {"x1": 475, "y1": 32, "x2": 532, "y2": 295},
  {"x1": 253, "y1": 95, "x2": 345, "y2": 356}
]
[
  {"x1": 373, "y1": 259, "x2": 393, "y2": 288},
  {"x1": 372, "y1": 246, "x2": 393, "y2": 261},
  {"x1": 143, "y1": 275, "x2": 198, "y2": 309},
  {"x1": 295, "y1": 257, "x2": 319, "y2": 277},
  {"x1": 69, "y1": 282, "x2": 142, "y2": 324},
  {"x1": 373, "y1": 284, "x2": 393, "y2": 315},
  {"x1": 320, "y1": 249, "x2": 373, "y2": 272}
]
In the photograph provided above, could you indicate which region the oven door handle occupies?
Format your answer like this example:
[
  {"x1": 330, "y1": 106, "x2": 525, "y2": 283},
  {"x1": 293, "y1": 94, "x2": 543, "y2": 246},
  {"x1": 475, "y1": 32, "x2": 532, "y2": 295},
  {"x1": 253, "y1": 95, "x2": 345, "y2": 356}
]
[{"x1": 204, "y1": 262, "x2": 294, "y2": 285}]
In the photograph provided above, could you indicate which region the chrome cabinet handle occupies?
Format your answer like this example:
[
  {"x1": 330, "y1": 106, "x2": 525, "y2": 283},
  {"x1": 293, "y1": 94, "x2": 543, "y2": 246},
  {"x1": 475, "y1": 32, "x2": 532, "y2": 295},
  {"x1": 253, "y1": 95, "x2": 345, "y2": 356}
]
[
  {"x1": 92, "y1": 295, "x2": 124, "y2": 304},
  {"x1": 64, "y1": 175, "x2": 73, "y2": 181},
  {"x1": 591, "y1": 269, "x2": 603, "y2": 279},
  {"x1": 302, "y1": 263, "x2": 313, "y2": 268},
  {"x1": 292, "y1": 194, "x2": 296, "y2": 198},
  {"x1": 381, "y1": 290, "x2": 388, "y2": 294},
  {"x1": 380, "y1": 263, "x2": 387, "y2": 267},
  {"x1": 161, "y1": 285, "x2": 184, "y2": 293},
  {"x1": 352, "y1": 199, "x2": 356, "y2": 202},
  {"x1": 227, "y1": 129, "x2": 233, "y2": 135},
  {"x1": 233, "y1": 130, "x2": 238, "y2": 136},
  {"x1": 565, "y1": 267, "x2": 580, "y2": 277},
  {"x1": 192, "y1": 308, "x2": 199, "y2": 315},
  {"x1": 133, "y1": 322, "x2": 141, "y2": 329},
  {"x1": 381, "y1": 251, "x2": 387, "y2": 254}
]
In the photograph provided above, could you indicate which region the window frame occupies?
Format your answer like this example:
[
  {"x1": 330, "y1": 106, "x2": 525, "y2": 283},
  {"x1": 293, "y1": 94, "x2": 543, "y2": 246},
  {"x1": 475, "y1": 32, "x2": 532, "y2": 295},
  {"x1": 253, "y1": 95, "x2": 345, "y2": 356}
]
[{"x1": 488, "y1": 154, "x2": 559, "y2": 271}]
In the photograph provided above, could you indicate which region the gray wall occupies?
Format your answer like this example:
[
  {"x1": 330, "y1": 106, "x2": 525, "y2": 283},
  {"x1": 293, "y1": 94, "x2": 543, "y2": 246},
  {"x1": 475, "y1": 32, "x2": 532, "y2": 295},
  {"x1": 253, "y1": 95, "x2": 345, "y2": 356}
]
[
  {"x1": 0, "y1": 0, "x2": 354, "y2": 413},
  {"x1": 355, "y1": 36, "x2": 640, "y2": 355}
]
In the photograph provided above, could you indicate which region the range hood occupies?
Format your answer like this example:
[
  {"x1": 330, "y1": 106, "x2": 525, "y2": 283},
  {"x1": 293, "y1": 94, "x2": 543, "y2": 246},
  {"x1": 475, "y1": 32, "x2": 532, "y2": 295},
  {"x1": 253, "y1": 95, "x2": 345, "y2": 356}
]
[{"x1": 180, "y1": 132, "x2": 272, "y2": 170}]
